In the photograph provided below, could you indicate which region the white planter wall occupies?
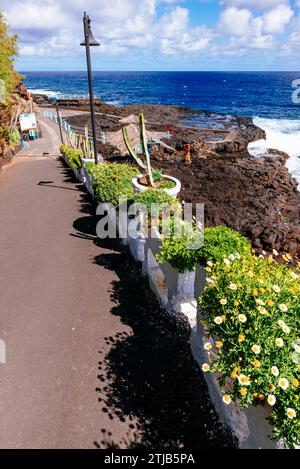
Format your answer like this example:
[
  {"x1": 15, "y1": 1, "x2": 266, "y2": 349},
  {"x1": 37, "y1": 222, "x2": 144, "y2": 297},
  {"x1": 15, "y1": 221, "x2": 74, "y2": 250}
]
[{"x1": 62, "y1": 153, "x2": 284, "y2": 450}]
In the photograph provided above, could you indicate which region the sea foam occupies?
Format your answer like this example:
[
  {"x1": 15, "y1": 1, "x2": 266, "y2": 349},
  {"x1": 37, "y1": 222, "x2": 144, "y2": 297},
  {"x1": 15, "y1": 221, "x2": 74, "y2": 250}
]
[{"x1": 248, "y1": 117, "x2": 300, "y2": 189}]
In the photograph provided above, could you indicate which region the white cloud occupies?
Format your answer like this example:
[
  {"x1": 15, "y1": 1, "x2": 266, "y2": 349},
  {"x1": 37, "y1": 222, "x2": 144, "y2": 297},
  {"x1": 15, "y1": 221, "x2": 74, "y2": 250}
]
[
  {"x1": 0, "y1": 0, "x2": 297, "y2": 63},
  {"x1": 262, "y1": 4, "x2": 294, "y2": 34},
  {"x1": 219, "y1": 4, "x2": 293, "y2": 51},
  {"x1": 221, "y1": 0, "x2": 289, "y2": 10},
  {"x1": 219, "y1": 7, "x2": 252, "y2": 35},
  {"x1": 159, "y1": 6, "x2": 189, "y2": 38}
]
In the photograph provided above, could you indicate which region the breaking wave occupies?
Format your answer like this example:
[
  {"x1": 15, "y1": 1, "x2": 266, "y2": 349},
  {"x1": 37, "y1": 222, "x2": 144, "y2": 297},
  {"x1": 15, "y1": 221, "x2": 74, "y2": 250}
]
[{"x1": 248, "y1": 117, "x2": 300, "y2": 189}]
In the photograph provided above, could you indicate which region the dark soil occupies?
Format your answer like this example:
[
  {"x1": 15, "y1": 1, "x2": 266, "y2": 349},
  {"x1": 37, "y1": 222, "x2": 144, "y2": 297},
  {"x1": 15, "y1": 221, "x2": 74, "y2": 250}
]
[{"x1": 36, "y1": 95, "x2": 300, "y2": 256}]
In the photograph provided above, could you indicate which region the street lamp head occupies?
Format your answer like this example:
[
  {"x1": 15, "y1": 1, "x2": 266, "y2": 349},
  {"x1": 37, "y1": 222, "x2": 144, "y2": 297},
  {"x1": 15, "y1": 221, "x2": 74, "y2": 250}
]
[{"x1": 80, "y1": 13, "x2": 100, "y2": 47}]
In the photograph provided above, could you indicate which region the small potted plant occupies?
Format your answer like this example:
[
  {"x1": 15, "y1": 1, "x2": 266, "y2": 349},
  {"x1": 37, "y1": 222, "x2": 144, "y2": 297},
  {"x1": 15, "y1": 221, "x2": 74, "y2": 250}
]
[{"x1": 122, "y1": 113, "x2": 181, "y2": 198}]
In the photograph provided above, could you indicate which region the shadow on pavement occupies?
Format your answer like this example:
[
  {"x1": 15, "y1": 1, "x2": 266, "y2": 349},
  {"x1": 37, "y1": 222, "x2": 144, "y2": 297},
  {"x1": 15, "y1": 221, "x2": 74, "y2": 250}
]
[{"x1": 63, "y1": 159, "x2": 236, "y2": 449}]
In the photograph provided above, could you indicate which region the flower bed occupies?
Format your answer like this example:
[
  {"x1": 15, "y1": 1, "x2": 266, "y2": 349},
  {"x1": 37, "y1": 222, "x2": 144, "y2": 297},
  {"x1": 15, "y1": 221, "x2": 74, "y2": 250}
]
[{"x1": 199, "y1": 251, "x2": 300, "y2": 448}]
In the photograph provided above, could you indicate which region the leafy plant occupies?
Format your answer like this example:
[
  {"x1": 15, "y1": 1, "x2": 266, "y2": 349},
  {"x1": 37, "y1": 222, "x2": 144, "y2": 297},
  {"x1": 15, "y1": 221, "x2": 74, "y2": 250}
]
[
  {"x1": 157, "y1": 226, "x2": 250, "y2": 273},
  {"x1": 135, "y1": 189, "x2": 175, "y2": 215},
  {"x1": 158, "y1": 179, "x2": 176, "y2": 189},
  {"x1": 90, "y1": 163, "x2": 139, "y2": 207},
  {"x1": 85, "y1": 161, "x2": 95, "y2": 175},
  {"x1": 0, "y1": 127, "x2": 20, "y2": 146},
  {"x1": 0, "y1": 12, "x2": 21, "y2": 96},
  {"x1": 198, "y1": 226, "x2": 251, "y2": 264},
  {"x1": 199, "y1": 251, "x2": 300, "y2": 448},
  {"x1": 156, "y1": 220, "x2": 203, "y2": 273},
  {"x1": 152, "y1": 169, "x2": 163, "y2": 183},
  {"x1": 122, "y1": 113, "x2": 155, "y2": 186},
  {"x1": 60, "y1": 144, "x2": 83, "y2": 170}
]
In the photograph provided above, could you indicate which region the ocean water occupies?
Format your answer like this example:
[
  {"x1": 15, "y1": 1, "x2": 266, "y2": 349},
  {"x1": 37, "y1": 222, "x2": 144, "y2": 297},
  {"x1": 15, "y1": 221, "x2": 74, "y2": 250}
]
[{"x1": 23, "y1": 71, "x2": 300, "y2": 186}]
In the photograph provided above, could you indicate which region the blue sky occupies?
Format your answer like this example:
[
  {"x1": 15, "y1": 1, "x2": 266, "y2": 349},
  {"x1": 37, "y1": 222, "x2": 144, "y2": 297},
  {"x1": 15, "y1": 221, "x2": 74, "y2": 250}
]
[{"x1": 2, "y1": 0, "x2": 300, "y2": 71}]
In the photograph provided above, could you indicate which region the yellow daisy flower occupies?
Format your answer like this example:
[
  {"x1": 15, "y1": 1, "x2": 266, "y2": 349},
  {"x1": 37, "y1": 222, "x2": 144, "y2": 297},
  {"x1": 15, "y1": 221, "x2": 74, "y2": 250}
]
[
  {"x1": 271, "y1": 366, "x2": 279, "y2": 377},
  {"x1": 238, "y1": 314, "x2": 247, "y2": 323},
  {"x1": 267, "y1": 395, "x2": 276, "y2": 406},
  {"x1": 275, "y1": 338, "x2": 284, "y2": 347},
  {"x1": 214, "y1": 316, "x2": 223, "y2": 325},
  {"x1": 278, "y1": 378, "x2": 289, "y2": 390},
  {"x1": 202, "y1": 363, "x2": 210, "y2": 373},
  {"x1": 238, "y1": 374, "x2": 251, "y2": 386},
  {"x1": 292, "y1": 379, "x2": 299, "y2": 388},
  {"x1": 286, "y1": 408, "x2": 296, "y2": 419},
  {"x1": 204, "y1": 342, "x2": 212, "y2": 351},
  {"x1": 222, "y1": 395, "x2": 232, "y2": 405},
  {"x1": 251, "y1": 345, "x2": 261, "y2": 354}
]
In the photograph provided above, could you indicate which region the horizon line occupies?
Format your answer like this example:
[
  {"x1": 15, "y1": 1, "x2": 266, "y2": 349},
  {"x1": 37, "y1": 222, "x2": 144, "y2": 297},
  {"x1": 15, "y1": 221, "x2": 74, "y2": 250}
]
[{"x1": 19, "y1": 69, "x2": 300, "y2": 73}]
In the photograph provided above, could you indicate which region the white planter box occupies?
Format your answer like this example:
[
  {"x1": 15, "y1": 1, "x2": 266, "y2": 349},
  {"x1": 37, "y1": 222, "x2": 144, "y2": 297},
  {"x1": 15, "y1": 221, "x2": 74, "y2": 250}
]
[
  {"x1": 82, "y1": 168, "x2": 94, "y2": 197},
  {"x1": 132, "y1": 174, "x2": 181, "y2": 198},
  {"x1": 142, "y1": 230, "x2": 197, "y2": 321},
  {"x1": 80, "y1": 157, "x2": 95, "y2": 168}
]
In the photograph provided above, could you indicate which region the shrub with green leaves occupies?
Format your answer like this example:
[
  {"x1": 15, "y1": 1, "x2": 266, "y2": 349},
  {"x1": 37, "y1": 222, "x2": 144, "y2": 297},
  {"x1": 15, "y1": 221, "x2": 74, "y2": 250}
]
[
  {"x1": 134, "y1": 189, "x2": 181, "y2": 235},
  {"x1": 85, "y1": 162, "x2": 95, "y2": 175},
  {"x1": 157, "y1": 226, "x2": 251, "y2": 273},
  {"x1": 199, "y1": 252, "x2": 300, "y2": 448},
  {"x1": 90, "y1": 163, "x2": 139, "y2": 207},
  {"x1": 198, "y1": 226, "x2": 251, "y2": 264},
  {"x1": 135, "y1": 189, "x2": 175, "y2": 215},
  {"x1": 0, "y1": 12, "x2": 21, "y2": 95},
  {"x1": 156, "y1": 220, "x2": 203, "y2": 273},
  {"x1": 0, "y1": 127, "x2": 20, "y2": 146},
  {"x1": 60, "y1": 144, "x2": 83, "y2": 170}
]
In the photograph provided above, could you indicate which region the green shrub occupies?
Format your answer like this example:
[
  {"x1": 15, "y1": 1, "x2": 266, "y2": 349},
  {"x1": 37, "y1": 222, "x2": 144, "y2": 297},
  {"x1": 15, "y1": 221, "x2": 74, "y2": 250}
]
[
  {"x1": 152, "y1": 169, "x2": 163, "y2": 182},
  {"x1": 134, "y1": 189, "x2": 181, "y2": 235},
  {"x1": 60, "y1": 144, "x2": 83, "y2": 170},
  {"x1": 149, "y1": 169, "x2": 176, "y2": 189},
  {"x1": 0, "y1": 12, "x2": 21, "y2": 95},
  {"x1": 157, "y1": 226, "x2": 251, "y2": 273},
  {"x1": 198, "y1": 226, "x2": 251, "y2": 264},
  {"x1": 90, "y1": 163, "x2": 139, "y2": 207},
  {"x1": 85, "y1": 162, "x2": 95, "y2": 175},
  {"x1": 135, "y1": 189, "x2": 175, "y2": 215},
  {"x1": 159, "y1": 179, "x2": 176, "y2": 189},
  {"x1": 156, "y1": 220, "x2": 203, "y2": 273},
  {"x1": 199, "y1": 252, "x2": 300, "y2": 448},
  {"x1": 0, "y1": 127, "x2": 20, "y2": 146}
]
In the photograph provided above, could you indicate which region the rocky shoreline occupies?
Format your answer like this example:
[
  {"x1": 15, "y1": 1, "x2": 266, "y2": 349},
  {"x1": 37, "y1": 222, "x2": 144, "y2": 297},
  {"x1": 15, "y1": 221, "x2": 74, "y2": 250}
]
[{"x1": 34, "y1": 94, "x2": 300, "y2": 256}]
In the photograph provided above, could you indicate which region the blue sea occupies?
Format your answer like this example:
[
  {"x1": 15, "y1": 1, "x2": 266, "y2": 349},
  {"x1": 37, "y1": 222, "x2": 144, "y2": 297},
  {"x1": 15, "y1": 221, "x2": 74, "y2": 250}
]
[{"x1": 23, "y1": 71, "x2": 300, "y2": 186}]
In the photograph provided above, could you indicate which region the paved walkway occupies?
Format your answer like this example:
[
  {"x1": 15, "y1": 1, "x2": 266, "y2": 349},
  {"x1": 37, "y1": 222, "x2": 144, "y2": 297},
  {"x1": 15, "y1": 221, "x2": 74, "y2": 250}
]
[
  {"x1": 0, "y1": 114, "x2": 132, "y2": 448},
  {"x1": 0, "y1": 111, "x2": 234, "y2": 449}
]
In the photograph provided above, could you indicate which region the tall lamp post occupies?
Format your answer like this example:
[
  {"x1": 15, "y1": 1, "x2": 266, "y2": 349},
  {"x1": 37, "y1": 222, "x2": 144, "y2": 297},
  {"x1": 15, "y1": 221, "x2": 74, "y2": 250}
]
[
  {"x1": 80, "y1": 12, "x2": 101, "y2": 164},
  {"x1": 55, "y1": 101, "x2": 64, "y2": 145}
]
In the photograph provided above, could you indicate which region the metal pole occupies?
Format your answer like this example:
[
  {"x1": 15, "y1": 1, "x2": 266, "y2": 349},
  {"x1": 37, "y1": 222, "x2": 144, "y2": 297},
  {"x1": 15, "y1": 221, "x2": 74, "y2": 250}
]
[
  {"x1": 56, "y1": 103, "x2": 64, "y2": 144},
  {"x1": 83, "y1": 13, "x2": 99, "y2": 165}
]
